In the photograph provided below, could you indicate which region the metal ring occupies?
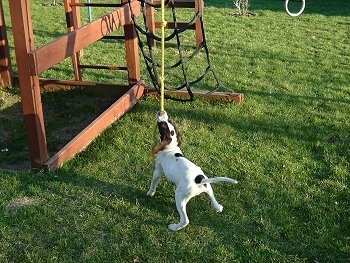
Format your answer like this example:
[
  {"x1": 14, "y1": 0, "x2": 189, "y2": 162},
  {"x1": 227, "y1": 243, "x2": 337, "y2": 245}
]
[{"x1": 285, "y1": 0, "x2": 306, "y2": 17}]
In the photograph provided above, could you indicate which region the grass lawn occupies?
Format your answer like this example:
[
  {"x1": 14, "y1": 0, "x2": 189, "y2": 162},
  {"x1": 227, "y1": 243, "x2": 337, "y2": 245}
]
[{"x1": 0, "y1": 0, "x2": 349, "y2": 262}]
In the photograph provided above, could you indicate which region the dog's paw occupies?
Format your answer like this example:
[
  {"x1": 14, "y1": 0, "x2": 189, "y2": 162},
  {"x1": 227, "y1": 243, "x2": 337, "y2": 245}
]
[
  {"x1": 147, "y1": 190, "x2": 155, "y2": 196},
  {"x1": 168, "y1": 222, "x2": 188, "y2": 231},
  {"x1": 213, "y1": 204, "x2": 223, "y2": 212}
]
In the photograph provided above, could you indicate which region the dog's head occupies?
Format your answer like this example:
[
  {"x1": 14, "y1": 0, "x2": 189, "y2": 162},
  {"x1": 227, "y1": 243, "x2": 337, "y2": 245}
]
[{"x1": 153, "y1": 111, "x2": 183, "y2": 154}]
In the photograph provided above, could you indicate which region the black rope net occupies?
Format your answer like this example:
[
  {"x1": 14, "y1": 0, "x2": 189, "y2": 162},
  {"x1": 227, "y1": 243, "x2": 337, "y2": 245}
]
[{"x1": 128, "y1": 0, "x2": 232, "y2": 101}]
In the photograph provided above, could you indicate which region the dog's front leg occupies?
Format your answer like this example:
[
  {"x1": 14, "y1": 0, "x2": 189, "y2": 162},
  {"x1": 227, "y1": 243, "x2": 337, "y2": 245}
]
[
  {"x1": 168, "y1": 187, "x2": 190, "y2": 231},
  {"x1": 147, "y1": 164, "x2": 162, "y2": 196}
]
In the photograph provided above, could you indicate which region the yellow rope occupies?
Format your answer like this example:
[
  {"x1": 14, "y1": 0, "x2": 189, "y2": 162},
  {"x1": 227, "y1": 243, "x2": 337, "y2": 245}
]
[
  {"x1": 151, "y1": 1, "x2": 166, "y2": 160},
  {"x1": 160, "y1": 0, "x2": 166, "y2": 111}
]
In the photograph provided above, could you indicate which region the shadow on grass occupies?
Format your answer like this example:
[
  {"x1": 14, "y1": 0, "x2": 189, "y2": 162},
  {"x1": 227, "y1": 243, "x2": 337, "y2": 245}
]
[
  {"x1": 0, "y1": 89, "x2": 28, "y2": 170},
  {"x1": 0, "y1": 86, "x2": 127, "y2": 171}
]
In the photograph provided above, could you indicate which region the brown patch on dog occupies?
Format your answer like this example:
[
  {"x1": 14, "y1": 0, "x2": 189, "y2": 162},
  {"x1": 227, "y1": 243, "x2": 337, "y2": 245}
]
[
  {"x1": 169, "y1": 119, "x2": 183, "y2": 147},
  {"x1": 152, "y1": 119, "x2": 183, "y2": 154}
]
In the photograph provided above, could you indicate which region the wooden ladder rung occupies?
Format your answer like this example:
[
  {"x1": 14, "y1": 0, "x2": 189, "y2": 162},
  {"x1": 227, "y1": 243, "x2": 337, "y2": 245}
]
[
  {"x1": 79, "y1": 65, "x2": 128, "y2": 71},
  {"x1": 154, "y1": 22, "x2": 195, "y2": 30},
  {"x1": 152, "y1": 0, "x2": 195, "y2": 8},
  {"x1": 70, "y1": 3, "x2": 124, "y2": 8},
  {"x1": 102, "y1": 35, "x2": 125, "y2": 41}
]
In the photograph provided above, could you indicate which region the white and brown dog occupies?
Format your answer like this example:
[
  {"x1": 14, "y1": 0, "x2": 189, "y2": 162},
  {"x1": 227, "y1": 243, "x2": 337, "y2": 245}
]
[{"x1": 147, "y1": 110, "x2": 238, "y2": 231}]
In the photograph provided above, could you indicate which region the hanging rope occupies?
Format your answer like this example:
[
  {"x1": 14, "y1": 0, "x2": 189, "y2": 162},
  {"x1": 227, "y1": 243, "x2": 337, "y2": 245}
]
[{"x1": 160, "y1": 0, "x2": 166, "y2": 111}]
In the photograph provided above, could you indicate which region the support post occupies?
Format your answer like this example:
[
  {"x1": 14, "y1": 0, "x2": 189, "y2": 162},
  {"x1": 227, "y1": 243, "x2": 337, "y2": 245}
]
[
  {"x1": 64, "y1": 0, "x2": 82, "y2": 80},
  {"x1": 146, "y1": 0, "x2": 156, "y2": 46},
  {"x1": 123, "y1": 0, "x2": 141, "y2": 87},
  {"x1": 0, "y1": 0, "x2": 12, "y2": 88},
  {"x1": 195, "y1": 0, "x2": 204, "y2": 47},
  {"x1": 9, "y1": 0, "x2": 49, "y2": 170}
]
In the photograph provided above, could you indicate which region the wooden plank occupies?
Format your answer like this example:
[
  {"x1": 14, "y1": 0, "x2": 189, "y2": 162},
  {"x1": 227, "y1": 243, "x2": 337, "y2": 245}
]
[
  {"x1": 70, "y1": 3, "x2": 124, "y2": 7},
  {"x1": 146, "y1": 0, "x2": 155, "y2": 46},
  {"x1": 78, "y1": 64, "x2": 128, "y2": 70},
  {"x1": 122, "y1": 0, "x2": 141, "y2": 87},
  {"x1": 0, "y1": 0, "x2": 12, "y2": 88},
  {"x1": 153, "y1": 0, "x2": 195, "y2": 8},
  {"x1": 195, "y1": 0, "x2": 204, "y2": 47},
  {"x1": 9, "y1": 0, "x2": 48, "y2": 171},
  {"x1": 44, "y1": 82, "x2": 145, "y2": 171},
  {"x1": 38, "y1": 77, "x2": 130, "y2": 89},
  {"x1": 37, "y1": 78, "x2": 133, "y2": 99},
  {"x1": 154, "y1": 22, "x2": 195, "y2": 30},
  {"x1": 64, "y1": 0, "x2": 82, "y2": 80},
  {"x1": 145, "y1": 87, "x2": 244, "y2": 104},
  {"x1": 29, "y1": 0, "x2": 141, "y2": 75}
]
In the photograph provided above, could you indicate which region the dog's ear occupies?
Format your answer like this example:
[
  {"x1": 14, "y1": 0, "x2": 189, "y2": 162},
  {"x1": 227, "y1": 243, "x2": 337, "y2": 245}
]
[
  {"x1": 169, "y1": 119, "x2": 183, "y2": 147},
  {"x1": 153, "y1": 121, "x2": 172, "y2": 154},
  {"x1": 152, "y1": 140, "x2": 169, "y2": 154},
  {"x1": 157, "y1": 121, "x2": 172, "y2": 143}
]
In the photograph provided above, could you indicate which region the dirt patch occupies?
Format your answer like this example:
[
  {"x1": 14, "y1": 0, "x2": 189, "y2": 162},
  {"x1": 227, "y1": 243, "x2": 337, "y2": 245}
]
[{"x1": 4, "y1": 197, "x2": 42, "y2": 214}]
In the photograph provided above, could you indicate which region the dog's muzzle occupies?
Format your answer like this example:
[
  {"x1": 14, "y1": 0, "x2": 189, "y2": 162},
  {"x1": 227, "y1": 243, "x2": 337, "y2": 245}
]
[{"x1": 157, "y1": 110, "x2": 169, "y2": 122}]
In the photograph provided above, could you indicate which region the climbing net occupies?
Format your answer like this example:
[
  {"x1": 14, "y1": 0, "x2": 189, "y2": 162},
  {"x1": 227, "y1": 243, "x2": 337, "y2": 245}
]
[{"x1": 128, "y1": 0, "x2": 232, "y2": 101}]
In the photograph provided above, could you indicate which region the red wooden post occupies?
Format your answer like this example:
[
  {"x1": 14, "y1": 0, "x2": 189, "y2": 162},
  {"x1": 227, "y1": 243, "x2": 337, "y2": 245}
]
[
  {"x1": 64, "y1": 0, "x2": 82, "y2": 80},
  {"x1": 123, "y1": 0, "x2": 141, "y2": 87},
  {"x1": 0, "y1": 0, "x2": 12, "y2": 88},
  {"x1": 195, "y1": 0, "x2": 204, "y2": 47},
  {"x1": 146, "y1": 0, "x2": 156, "y2": 46},
  {"x1": 9, "y1": 0, "x2": 48, "y2": 170}
]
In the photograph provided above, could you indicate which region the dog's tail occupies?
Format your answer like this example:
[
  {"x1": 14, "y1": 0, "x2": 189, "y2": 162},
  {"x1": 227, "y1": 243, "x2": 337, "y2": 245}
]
[{"x1": 195, "y1": 175, "x2": 238, "y2": 185}]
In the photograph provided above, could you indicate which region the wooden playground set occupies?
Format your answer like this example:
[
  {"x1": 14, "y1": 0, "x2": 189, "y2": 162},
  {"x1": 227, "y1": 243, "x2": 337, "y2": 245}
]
[{"x1": 0, "y1": 0, "x2": 244, "y2": 171}]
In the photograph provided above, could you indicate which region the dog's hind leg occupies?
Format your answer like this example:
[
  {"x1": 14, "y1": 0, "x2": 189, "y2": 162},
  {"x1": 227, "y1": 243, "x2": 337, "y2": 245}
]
[
  {"x1": 147, "y1": 165, "x2": 162, "y2": 196},
  {"x1": 168, "y1": 187, "x2": 190, "y2": 231},
  {"x1": 205, "y1": 184, "x2": 223, "y2": 212}
]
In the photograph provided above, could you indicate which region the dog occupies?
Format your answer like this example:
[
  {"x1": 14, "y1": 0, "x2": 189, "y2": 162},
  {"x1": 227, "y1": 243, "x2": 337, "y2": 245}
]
[{"x1": 147, "y1": 110, "x2": 238, "y2": 231}]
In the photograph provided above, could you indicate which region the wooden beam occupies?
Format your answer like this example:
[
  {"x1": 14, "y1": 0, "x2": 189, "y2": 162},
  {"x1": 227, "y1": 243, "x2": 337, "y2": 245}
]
[
  {"x1": 38, "y1": 77, "x2": 130, "y2": 90},
  {"x1": 44, "y1": 81, "x2": 145, "y2": 171},
  {"x1": 154, "y1": 22, "x2": 195, "y2": 30},
  {"x1": 0, "y1": 0, "x2": 12, "y2": 88},
  {"x1": 9, "y1": 0, "x2": 48, "y2": 171},
  {"x1": 70, "y1": 3, "x2": 124, "y2": 7},
  {"x1": 146, "y1": 0, "x2": 155, "y2": 46},
  {"x1": 195, "y1": 0, "x2": 204, "y2": 47},
  {"x1": 145, "y1": 88, "x2": 244, "y2": 104},
  {"x1": 123, "y1": 0, "x2": 141, "y2": 87},
  {"x1": 37, "y1": 78, "x2": 134, "y2": 101},
  {"x1": 152, "y1": 0, "x2": 195, "y2": 8},
  {"x1": 64, "y1": 0, "x2": 82, "y2": 80},
  {"x1": 29, "y1": 0, "x2": 141, "y2": 75}
]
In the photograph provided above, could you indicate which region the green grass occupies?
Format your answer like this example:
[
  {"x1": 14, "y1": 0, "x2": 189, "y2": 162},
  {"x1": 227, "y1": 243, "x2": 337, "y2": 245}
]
[{"x1": 1, "y1": 0, "x2": 350, "y2": 262}]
